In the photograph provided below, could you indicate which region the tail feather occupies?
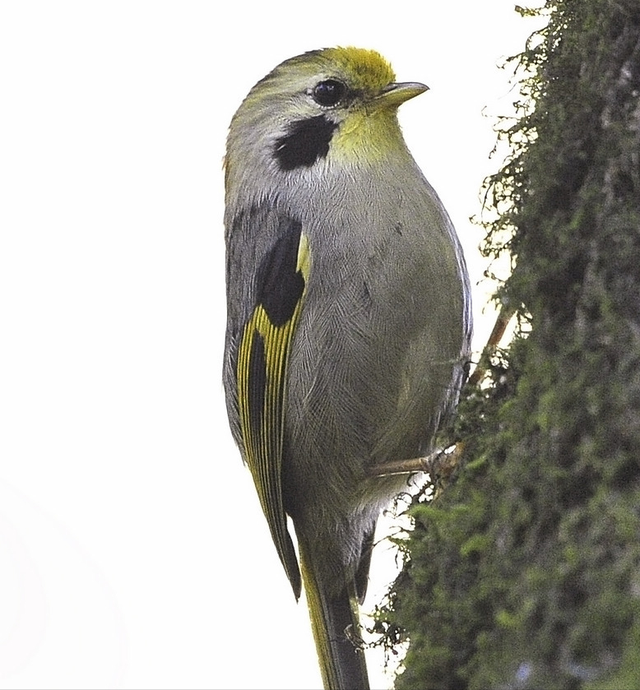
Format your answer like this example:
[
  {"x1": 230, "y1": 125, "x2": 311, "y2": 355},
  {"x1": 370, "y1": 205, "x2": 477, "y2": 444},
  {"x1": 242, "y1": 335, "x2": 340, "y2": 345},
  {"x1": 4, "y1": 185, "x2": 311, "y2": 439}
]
[{"x1": 298, "y1": 536, "x2": 371, "y2": 690}]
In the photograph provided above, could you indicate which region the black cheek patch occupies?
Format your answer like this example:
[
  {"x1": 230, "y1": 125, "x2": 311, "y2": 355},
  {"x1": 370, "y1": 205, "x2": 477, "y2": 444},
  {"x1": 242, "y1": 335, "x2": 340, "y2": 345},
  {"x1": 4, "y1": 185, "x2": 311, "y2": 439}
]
[
  {"x1": 256, "y1": 218, "x2": 305, "y2": 326},
  {"x1": 274, "y1": 115, "x2": 338, "y2": 171}
]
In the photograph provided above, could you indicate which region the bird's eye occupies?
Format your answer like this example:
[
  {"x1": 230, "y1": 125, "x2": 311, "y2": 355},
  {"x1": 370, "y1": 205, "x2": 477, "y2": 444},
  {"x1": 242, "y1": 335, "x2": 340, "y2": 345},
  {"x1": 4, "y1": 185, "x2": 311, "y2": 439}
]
[{"x1": 312, "y1": 79, "x2": 346, "y2": 107}]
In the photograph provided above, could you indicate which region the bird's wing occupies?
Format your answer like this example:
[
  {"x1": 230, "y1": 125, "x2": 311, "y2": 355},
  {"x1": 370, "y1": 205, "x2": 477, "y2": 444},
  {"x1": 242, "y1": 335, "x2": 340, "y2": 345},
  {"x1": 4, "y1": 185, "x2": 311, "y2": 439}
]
[{"x1": 234, "y1": 214, "x2": 310, "y2": 599}]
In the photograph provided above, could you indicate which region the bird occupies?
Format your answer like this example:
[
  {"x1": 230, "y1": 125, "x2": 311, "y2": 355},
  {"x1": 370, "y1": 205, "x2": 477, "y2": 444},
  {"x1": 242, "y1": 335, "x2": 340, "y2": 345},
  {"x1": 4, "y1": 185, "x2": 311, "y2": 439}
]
[{"x1": 223, "y1": 47, "x2": 472, "y2": 690}]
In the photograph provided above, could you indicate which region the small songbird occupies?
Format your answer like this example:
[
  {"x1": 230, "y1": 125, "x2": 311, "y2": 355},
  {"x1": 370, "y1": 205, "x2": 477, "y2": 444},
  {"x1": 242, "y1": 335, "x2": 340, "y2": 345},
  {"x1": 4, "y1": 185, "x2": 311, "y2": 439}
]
[{"x1": 223, "y1": 47, "x2": 472, "y2": 690}]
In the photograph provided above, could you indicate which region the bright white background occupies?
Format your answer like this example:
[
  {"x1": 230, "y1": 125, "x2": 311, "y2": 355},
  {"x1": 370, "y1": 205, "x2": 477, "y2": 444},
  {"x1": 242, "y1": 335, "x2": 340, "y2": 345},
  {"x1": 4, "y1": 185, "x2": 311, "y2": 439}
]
[{"x1": 0, "y1": 3, "x2": 544, "y2": 689}]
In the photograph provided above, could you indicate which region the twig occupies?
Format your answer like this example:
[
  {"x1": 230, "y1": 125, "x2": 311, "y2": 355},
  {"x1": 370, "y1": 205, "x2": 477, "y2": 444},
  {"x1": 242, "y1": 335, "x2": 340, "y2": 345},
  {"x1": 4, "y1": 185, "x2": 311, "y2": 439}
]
[
  {"x1": 467, "y1": 303, "x2": 516, "y2": 386},
  {"x1": 368, "y1": 442, "x2": 465, "y2": 478}
]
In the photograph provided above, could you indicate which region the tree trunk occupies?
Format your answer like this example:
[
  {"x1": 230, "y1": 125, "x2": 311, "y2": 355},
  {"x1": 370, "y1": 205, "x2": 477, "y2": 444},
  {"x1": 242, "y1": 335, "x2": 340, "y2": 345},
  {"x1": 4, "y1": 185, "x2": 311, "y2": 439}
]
[{"x1": 380, "y1": 2, "x2": 640, "y2": 688}]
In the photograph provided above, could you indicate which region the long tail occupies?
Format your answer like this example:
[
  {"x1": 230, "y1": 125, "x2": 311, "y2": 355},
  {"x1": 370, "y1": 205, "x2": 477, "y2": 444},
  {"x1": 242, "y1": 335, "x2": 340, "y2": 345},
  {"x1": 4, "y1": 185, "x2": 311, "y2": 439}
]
[{"x1": 298, "y1": 536, "x2": 371, "y2": 690}]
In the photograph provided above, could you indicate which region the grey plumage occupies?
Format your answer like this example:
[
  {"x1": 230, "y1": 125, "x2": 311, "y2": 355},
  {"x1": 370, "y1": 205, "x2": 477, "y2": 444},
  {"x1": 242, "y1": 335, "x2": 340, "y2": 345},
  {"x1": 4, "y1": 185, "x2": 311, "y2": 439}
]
[{"x1": 223, "y1": 47, "x2": 471, "y2": 690}]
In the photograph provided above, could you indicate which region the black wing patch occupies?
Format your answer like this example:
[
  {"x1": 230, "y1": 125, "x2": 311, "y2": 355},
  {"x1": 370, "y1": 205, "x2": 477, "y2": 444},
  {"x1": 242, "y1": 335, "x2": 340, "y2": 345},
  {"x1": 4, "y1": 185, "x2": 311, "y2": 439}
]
[
  {"x1": 235, "y1": 215, "x2": 311, "y2": 598},
  {"x1": 256, "y1": 220, "x2": 306, "y2": 324}
]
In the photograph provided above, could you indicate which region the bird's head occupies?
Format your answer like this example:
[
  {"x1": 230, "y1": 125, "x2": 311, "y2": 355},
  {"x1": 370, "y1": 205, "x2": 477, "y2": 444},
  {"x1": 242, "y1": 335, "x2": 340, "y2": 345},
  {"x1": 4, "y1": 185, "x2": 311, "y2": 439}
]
[{"x1": 225, "y1": 47, "x2": 428, "y2": 192}]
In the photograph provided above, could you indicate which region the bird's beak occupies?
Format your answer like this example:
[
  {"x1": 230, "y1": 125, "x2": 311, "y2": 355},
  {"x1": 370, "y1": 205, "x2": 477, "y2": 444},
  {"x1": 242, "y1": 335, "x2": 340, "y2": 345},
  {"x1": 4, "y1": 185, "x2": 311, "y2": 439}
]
[{"x1": 375, "y1": 81, "x2": 429, "y2": 107}]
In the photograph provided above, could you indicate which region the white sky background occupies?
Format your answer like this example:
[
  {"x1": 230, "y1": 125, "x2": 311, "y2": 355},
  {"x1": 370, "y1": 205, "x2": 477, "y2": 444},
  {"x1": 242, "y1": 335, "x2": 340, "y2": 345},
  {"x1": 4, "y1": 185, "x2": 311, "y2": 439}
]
[{"x1": 0, "y1": 3, "x2": 546, "y2": 688}]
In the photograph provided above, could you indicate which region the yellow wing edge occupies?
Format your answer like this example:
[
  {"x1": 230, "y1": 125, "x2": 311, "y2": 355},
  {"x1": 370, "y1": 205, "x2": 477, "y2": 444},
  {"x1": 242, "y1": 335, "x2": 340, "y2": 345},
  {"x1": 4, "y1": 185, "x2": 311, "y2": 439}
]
[{"x1": 236, "y1": 232, "x2": 310, "y2": 595}]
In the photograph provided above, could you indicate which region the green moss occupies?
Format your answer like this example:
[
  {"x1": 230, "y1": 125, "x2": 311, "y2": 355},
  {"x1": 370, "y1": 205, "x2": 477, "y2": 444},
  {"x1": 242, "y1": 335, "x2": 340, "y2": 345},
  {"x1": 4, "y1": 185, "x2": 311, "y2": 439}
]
[{"x1": 378, "y1": 1, "x2": 640, "y2": 688}]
